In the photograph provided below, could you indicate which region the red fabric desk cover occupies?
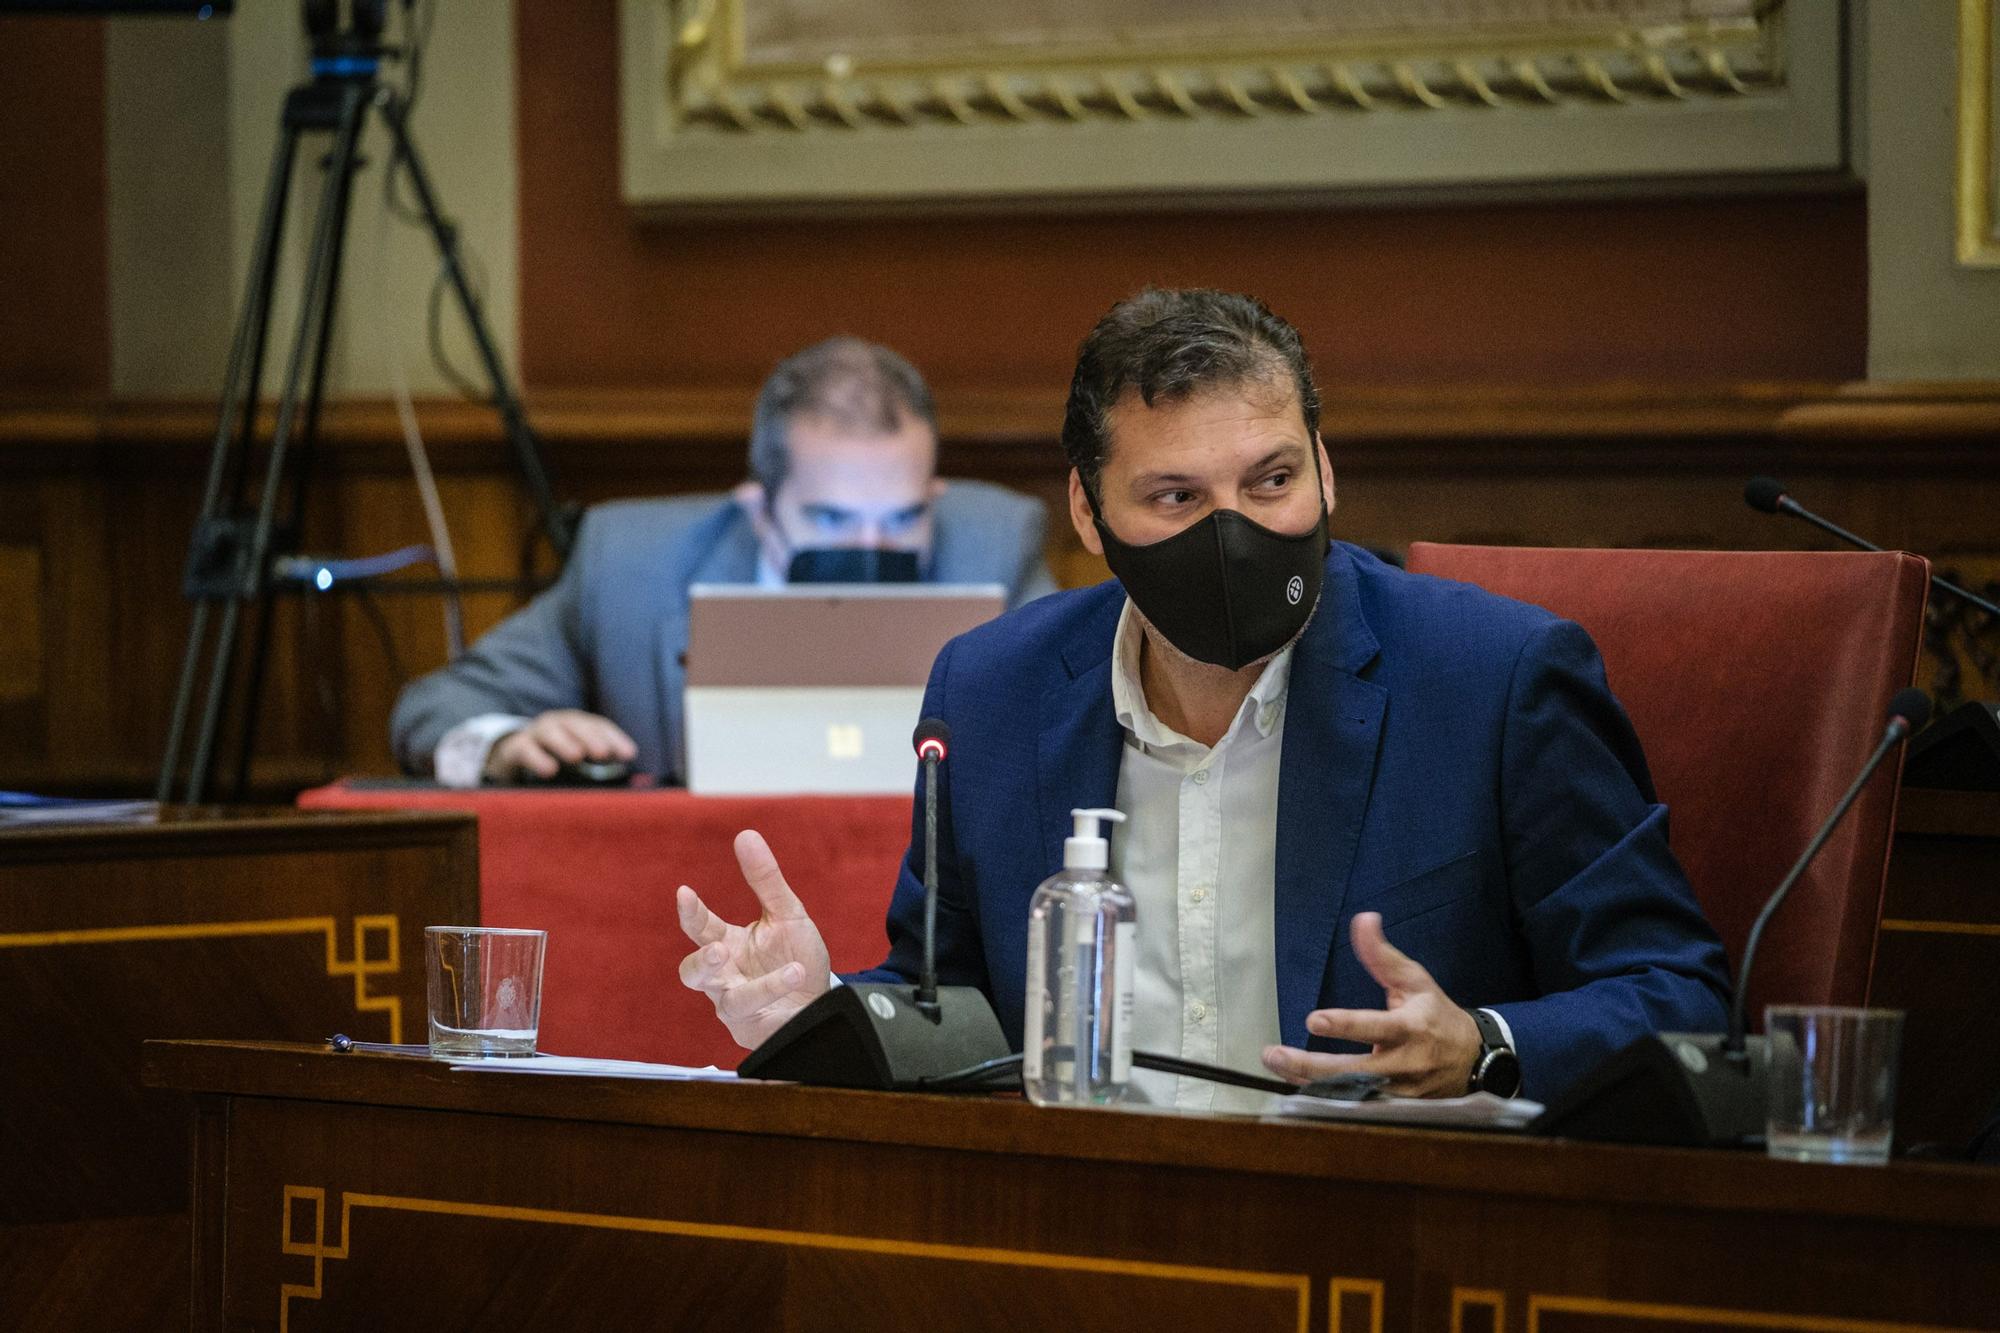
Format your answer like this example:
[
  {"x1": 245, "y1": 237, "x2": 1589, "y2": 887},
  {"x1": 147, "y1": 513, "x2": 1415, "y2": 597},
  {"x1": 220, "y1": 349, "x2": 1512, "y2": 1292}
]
[{"x1": 298, "y1": 782, "x2": 913, "y2": 1069}]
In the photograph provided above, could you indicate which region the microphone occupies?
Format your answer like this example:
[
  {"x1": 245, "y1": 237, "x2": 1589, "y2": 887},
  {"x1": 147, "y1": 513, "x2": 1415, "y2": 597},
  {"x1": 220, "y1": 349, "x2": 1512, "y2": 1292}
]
[
  {"x1": 1721, "y1": 688, "x2": 1931, "y2": 1060},
  {"x1": 911, "y1": 718, "x2": 951, "y2": 1019},
  {"x1": 1535, "y1": 689, "x2": 1930, "y2": 1147},
  {"x1": 735, "y1": 715, "x2": 1010, "y2": 1092},
  {"x1": 1745, "y1": 476, "x2": 2000, "y2": 619}
]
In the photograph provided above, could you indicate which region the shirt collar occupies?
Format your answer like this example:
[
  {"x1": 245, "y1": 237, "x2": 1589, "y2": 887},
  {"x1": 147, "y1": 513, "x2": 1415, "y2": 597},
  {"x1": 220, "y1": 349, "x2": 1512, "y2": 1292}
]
[
  {"x1": 754, "y1": 547, "x2": 786, "y2": 589},
  {"x1": 1109, "y1": 598, "x2": 1293, "y2": 754}
]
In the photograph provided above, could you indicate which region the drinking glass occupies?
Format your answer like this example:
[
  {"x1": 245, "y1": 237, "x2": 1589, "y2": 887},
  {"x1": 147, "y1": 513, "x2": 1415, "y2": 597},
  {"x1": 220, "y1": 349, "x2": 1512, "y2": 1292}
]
[
  {"x1": 426, "y1": 926, "x2": 546, "y2": 1059},
  {"x1": 1764, "y1": 1005, "x2": 1903, "y2": 1164}
]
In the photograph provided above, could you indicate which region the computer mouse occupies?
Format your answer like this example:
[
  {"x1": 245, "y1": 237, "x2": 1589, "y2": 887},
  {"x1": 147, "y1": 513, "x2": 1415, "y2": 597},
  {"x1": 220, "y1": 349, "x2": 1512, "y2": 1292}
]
[{"x1": 540, "y1": 758, "x2": 632, "y2": 787}]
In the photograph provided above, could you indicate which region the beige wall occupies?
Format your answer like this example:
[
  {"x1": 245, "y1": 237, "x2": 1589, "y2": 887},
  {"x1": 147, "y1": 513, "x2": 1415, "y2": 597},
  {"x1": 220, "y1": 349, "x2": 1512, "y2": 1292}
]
[
  {"x1": 1867, "y1": 0, "x2": 2000, "y2": 380},
  {"x1": 107, "y1": 3, "x2": 517, "y2": 398}
]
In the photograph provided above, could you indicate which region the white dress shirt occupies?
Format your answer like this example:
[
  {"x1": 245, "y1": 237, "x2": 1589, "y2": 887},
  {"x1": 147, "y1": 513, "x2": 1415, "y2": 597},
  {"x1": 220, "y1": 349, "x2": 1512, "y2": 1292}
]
[
  {"x1": 1109, "y1": 600, "x2": 1292, "y2": 1115},
  {"x1": 1106, "y1": 599, "x2": 1515, "y2": 1111},
  {"x1": 434, "y1": 712, "x2": 530, "y2": 788}
]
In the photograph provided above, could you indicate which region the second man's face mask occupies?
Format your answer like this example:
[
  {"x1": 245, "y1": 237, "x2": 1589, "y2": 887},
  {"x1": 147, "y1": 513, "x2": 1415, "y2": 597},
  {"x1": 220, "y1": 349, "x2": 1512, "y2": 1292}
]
[
  {"x1": 1094, "y1": 481, "x2": 1329, "y2": 672},
  {"x1": 785, "y1": 547, "x2": 921, "y2": 584}
]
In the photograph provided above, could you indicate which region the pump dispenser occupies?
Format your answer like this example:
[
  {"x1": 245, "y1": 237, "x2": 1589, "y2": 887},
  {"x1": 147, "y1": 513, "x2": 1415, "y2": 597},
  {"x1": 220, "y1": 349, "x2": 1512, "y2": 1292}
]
[
  {"x1": 1023, "y1": 808, "x2": 1136, "y2": 1106},
  {"x1": 1063, "y1": 808, "x2": 1120, "y2": 871}
]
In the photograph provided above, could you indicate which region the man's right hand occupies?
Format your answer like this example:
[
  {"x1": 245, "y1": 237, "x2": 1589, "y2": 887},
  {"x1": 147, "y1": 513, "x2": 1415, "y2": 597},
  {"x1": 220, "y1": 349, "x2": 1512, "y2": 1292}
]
[
  {"x1": 677, "y1": 829, "x2": 832, "y2": 1049},
  {"x1": 485, "y1": 709, "x2": 638, "y2": 781}
]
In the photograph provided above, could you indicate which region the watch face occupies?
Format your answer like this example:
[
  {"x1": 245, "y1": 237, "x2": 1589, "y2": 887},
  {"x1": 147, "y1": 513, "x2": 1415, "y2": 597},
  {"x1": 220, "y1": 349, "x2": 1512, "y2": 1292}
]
[{"x1": 1478, "y1": 1048, "x2": 1523, "y2": 1098}]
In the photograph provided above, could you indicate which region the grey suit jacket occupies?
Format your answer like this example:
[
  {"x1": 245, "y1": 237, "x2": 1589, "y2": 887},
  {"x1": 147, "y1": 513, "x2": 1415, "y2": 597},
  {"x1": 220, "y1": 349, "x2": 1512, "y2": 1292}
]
[{"x1": 390, "y1": 480, "x2": 1057, "y2": 781}]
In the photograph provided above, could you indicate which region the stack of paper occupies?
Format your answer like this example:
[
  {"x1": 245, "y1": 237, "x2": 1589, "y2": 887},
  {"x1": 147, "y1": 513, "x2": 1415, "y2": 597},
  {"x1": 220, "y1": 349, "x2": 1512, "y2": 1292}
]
[
  {"x1": 0, "y1": 792, "x2": 160, "y2": 826},
  {"x1": 1271, "y1": 1090, "x2": 1543, "y2": 1130},
  {"x1": 450, "y1": 1053, "x2": 736, "y2": 1081}
]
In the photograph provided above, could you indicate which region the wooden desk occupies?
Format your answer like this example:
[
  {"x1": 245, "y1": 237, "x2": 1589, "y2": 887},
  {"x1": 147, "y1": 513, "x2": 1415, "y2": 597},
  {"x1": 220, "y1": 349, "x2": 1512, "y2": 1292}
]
[
  {"x1": 147, "y1": 1040, "x2": 1999, "y2": 1333},
  {"x1": 1, "y1": 808, "x2": 477, "y2": 1332}
]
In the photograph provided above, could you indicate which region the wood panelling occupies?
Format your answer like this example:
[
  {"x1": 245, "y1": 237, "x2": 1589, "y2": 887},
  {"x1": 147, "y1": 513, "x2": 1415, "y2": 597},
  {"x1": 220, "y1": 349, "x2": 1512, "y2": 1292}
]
[
  {"x1": 515, "y1": 2, "x2": 1868, "y2": 398},
  {"x1": 0, "y1": 544, "x2": 44, "y2": 700},
  {"x1": 0, "y1": 807, "x2": 478, "y2": 1330},
  {"x1": 5, "y1": 384, "x2": 2000, "y2": 796},
  {"x1": 147, "y1": 1041, "x2": 2000, "y2": 1332},
  {"x1": 0, "y1": 17, "x2": 109, "y2": 395}
]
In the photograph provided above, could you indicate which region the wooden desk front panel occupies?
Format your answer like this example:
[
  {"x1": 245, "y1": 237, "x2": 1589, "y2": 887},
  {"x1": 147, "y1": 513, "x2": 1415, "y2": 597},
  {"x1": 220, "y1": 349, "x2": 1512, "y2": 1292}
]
[
  {"x1": 1, "y1": 812, "x2": 476, "y2": 1228},
  {"x1": 1874, "y1": 790, "x2": 2000, "y2": 1149},
  {"x1": 206, "y1": 1091, "x2": 1999, "y2": 1333}
]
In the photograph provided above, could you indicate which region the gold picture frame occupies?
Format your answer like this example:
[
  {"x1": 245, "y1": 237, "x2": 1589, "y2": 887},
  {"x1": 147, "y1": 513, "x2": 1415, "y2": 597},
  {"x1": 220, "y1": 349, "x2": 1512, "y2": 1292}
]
[
  {"x1": 618, "y1": 0, "x2": 1848, "y2": 213},
  {"x1": 1958, "y1": 0, "x2": 2000, "y2": 266}
]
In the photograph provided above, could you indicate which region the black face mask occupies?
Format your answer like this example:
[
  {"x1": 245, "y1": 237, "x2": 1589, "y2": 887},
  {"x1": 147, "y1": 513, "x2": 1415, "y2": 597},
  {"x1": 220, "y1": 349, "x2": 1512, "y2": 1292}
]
[
  {"x1": 1095, "y1": 505, "x2": 1328, "y2": 670},
  {"x1": 786, "y1": 548, "x2": 921, "y2": 584}
]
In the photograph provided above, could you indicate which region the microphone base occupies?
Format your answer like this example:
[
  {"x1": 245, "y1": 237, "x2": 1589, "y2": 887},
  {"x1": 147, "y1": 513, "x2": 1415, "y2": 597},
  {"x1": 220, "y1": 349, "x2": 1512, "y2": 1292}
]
[
  {"x1": 736, "y1": 983, "x2": 1011, "y2": 1092},
  {"x1": 1532, "y1": 1033, "x2": 1779, "y2": 1148}
]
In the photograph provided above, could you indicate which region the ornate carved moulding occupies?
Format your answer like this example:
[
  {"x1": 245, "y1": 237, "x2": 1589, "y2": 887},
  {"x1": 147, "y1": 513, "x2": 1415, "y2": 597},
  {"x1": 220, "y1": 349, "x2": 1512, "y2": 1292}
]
[
  {"x1": 666, "y1": 0, "x2": 1780, "y2": 133},
  {"x1": 618, "y1": 0, "x2": 1843, "y2": 212}
]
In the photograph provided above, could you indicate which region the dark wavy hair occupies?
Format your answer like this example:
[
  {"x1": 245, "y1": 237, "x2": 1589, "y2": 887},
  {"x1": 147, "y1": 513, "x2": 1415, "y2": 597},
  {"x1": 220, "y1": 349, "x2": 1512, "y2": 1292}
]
[{"x1": 1060, "y1": 288, "x2": 1320, "y2": 506}]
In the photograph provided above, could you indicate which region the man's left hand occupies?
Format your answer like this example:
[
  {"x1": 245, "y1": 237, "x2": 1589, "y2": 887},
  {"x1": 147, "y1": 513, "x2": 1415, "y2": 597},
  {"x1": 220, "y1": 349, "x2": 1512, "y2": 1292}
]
[{"x1": 1260, "y1": 911, "x2": 1483, "y2": 1098}]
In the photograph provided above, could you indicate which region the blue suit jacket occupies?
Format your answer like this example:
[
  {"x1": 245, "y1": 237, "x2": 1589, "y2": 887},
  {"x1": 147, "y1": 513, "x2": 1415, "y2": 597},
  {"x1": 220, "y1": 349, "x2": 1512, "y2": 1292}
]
[{"x1": 854, "y1": 542, "x2": 1731, "y2": 1102}]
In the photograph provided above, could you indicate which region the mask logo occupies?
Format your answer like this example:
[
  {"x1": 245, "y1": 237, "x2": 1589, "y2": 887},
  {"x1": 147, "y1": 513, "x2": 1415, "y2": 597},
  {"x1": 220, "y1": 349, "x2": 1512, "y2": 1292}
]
[{"x1": 1286, "y1": 575, "x2": 1305, "y2": 605}]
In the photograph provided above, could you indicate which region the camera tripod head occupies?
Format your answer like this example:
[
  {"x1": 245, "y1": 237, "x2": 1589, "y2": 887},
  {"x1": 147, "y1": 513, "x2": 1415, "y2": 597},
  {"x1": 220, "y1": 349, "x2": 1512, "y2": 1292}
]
[{"x1": 302, "y1": 0, "x2": 397, "y2": 70}]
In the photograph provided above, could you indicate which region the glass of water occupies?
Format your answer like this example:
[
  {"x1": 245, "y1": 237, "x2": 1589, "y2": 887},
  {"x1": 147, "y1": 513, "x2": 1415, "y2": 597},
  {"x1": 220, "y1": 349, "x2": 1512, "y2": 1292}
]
[
  {"x1": 426, "y1": 926, "x2": 546, "y2": 1059},
  {"x1": 1764, "y1": 1005, "x2": 1904, "y2": 1165}
]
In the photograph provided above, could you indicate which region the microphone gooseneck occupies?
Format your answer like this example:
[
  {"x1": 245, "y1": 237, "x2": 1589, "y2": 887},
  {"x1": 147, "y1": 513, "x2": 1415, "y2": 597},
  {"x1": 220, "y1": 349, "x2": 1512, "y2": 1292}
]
[
  {"x1": 1744, "y1": 476, "x2": 2000, "y2": 620},
  {"x1": 1741, "y1": 475, "x2": 1884, "y2": 553},
  {"x1": 1723, "y1": 687, "x2": 1932, "y2": 1058},
  {"x1": 911, "y1": 718, "x2": 952, "y2": 1020}
]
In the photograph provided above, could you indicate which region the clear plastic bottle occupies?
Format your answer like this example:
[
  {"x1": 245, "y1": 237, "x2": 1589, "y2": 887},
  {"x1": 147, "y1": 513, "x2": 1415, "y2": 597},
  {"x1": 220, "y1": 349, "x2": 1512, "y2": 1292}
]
[{"x1": 1023, "y1": 808, "x2": 1136, "y2": 1107}]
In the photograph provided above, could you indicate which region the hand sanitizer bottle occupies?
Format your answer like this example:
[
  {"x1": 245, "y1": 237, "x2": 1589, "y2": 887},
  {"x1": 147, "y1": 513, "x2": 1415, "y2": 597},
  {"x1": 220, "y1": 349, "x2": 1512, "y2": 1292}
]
[{"x1": 1023, "y1": 808, "x2": 1135, "y2": 1107}]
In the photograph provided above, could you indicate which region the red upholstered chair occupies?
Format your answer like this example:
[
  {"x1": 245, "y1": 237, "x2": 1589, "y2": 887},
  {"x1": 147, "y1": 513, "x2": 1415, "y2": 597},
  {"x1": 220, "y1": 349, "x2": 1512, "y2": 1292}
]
[{"x1": 1403, "y1": 544, "x2": 1929, "y2": 1026}]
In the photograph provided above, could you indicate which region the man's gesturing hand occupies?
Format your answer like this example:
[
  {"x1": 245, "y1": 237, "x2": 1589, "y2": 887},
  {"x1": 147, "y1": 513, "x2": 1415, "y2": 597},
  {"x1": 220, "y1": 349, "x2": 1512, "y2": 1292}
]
[
  {"x1": 1259, "y1": 911, "x2": 1483, "y2": 1098},
  {"x1": 676, "y1": 829, "x2": 832, "y2": 1049}
]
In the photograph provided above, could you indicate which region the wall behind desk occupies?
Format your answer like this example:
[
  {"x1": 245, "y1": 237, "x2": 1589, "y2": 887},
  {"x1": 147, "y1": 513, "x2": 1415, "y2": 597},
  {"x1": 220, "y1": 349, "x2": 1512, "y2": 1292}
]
[
  {"x1": 7, "y1": 3, "x2": 2000, "y2": 796},
  {"x1": 515, "y1": 0, "x2": 1866, "y2": 397}
]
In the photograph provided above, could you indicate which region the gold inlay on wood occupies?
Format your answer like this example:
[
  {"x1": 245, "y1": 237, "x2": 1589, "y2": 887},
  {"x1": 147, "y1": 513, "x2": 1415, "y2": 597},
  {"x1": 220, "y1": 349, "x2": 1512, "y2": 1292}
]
[
  {"x1": 277, "y1": 1184, "x2": 1312, "y2": 1333},
  {"x1": 0, "y1": 914, "x2": 403, "y2": 1043}
]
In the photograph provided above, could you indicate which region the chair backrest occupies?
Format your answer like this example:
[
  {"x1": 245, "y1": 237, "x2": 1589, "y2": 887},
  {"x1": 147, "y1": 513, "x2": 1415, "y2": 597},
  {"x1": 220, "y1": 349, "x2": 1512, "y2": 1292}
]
[{"x1": 1404, "y1": 544, "x2": 1929, "y2": 1021}]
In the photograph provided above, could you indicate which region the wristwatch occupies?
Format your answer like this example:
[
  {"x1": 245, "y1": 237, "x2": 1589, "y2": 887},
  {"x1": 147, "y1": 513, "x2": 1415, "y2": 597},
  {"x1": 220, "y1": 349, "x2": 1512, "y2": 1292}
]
[{"x1": 1465, "y1": 1008, "x2": 1522, "y2": 1097}]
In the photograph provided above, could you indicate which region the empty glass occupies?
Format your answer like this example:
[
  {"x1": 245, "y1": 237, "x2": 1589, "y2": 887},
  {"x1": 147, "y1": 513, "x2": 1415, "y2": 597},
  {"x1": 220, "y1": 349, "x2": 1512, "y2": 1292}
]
[
  {"x1": 426, "y1": 926, "x2": 546, "y2": 1059},
  {"x1": 1764, "y1": 1005, "x2": 1904, "y2": 1165}
]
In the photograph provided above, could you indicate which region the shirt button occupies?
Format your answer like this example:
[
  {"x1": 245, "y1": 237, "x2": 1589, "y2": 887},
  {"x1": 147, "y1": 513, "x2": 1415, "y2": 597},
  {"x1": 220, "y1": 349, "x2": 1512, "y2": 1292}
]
[
  {"x1": 1190, "y1": 886, "x2": 1207, "y2": 903},
  {"x1": 1192, "y1": 769, "x2": 1210, "y2": 785},
  {"x1": 1191, "y1": 1002, "x2": 1208, "y2": 1022}
]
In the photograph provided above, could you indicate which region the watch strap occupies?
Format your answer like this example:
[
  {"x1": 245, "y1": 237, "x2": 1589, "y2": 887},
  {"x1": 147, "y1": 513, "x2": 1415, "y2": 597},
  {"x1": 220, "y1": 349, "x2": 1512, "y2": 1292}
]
[
  {"x1": 1468, "y1": 1007, "x2": 1509, "y2": 1052},
  {"x1": 1464, "y1": 1007, "x2": 1522, "y2": 1097}
]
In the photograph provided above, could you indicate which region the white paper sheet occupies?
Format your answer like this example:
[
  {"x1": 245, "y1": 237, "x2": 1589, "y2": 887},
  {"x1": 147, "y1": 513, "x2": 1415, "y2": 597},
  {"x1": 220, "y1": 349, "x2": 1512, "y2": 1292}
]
[
  {"x1": 1270, "y1": 1090, "x2": 1543, "y2": 1130},
  {"x1": 448, "y1": 1053, "x2": 737, "y2": 1081}
]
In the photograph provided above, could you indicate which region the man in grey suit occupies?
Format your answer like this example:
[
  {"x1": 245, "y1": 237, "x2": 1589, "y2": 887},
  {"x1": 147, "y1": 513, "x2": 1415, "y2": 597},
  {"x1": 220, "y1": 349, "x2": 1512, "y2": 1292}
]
[{"x1": 391, "y1": 337, "x2": 1056, "y2": 786}]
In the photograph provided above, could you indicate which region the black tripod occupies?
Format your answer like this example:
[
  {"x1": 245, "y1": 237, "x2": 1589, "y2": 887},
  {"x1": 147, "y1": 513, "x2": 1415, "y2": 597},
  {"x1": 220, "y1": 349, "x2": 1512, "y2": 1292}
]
[{"x1": 156, "y1": 46, "x2": 574, "y2": 806}]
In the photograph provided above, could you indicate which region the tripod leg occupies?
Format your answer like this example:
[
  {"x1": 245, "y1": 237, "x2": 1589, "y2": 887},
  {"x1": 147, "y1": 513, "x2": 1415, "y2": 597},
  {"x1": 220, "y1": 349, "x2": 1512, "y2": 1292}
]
[
  {"x1": 158, "y1": 121, "x2": 304, "y2": 803},
  {"x1": 377, "y1": 92, "x2": 572, "y2": 558},
  {"x1": 186, "y1": 84, "x2": 370, "y2": 804},
  {"x1": 229, "y1": 101, "x2": 368, "y2": 801}
]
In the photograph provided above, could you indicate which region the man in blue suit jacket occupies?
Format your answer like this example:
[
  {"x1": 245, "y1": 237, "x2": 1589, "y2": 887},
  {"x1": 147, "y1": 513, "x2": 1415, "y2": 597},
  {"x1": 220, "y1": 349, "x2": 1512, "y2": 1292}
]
[
  {"x1": 392, "y1": 337, "x2": 1055, "y2": 785},
  {"x1": 676, "y1": 292, "x2": 1728, "y2": 1105}
]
